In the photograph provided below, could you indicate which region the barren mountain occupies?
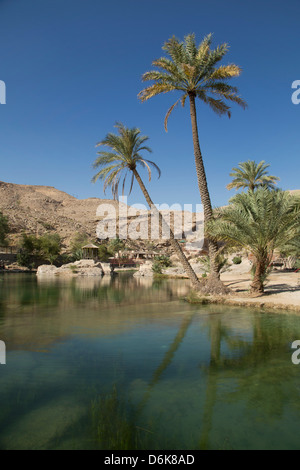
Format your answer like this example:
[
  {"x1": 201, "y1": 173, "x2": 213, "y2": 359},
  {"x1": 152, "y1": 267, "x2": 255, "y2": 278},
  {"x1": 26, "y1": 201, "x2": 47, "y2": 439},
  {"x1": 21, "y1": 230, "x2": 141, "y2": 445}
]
[
  {"x1": 2, "y1": 181, "x2": 296, "y2": 252},
  {"x1": 0, "y1": 181, "x2": 120, "y2": 248},
  {"x1": 0, "y1": 181, "x2": 203, "y2": 251}
]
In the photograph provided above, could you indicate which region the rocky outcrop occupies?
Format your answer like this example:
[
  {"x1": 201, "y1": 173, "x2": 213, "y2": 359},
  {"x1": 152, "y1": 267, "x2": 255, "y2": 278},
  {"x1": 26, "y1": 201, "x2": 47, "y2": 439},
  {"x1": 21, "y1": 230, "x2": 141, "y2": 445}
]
[
  {"x1": 37, "y1": 259, "x2": 114, "y2": 277},
  {"x1": 133, "y1": 261, "x2": 154, "y2": 278},
  {"x1": 36, "y1": 265, "x2": 59, "y2": 275},
  {"x1": 100, "y1": 262, "x2": 114, "y2": 275}
]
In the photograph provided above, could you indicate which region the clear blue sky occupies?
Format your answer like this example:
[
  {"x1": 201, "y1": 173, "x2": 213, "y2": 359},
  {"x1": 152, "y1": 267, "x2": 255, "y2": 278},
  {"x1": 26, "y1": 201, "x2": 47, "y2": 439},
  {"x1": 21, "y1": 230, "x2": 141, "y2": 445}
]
[{"x1": 0, "y1": 0, "x2": 299, "y2": 208}]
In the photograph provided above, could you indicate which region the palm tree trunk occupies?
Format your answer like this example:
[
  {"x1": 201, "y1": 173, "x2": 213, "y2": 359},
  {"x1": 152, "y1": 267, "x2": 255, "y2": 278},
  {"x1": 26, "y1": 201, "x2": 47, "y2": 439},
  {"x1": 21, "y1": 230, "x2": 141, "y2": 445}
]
[
  {"x1": 251, "y1": 256, "x2": 268, "y2": 294},
  {"x1": 132, "y1": 168, "x2": 201, "y2": 290},
  {"x1": 188, "y1": 93, "x2": 220, "y2": 279}
]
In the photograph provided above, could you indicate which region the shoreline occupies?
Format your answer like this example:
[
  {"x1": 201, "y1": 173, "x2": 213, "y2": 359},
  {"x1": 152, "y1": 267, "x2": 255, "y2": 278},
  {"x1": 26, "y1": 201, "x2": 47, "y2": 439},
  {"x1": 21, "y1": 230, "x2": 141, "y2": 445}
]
[
  {"x1": 1, "y1": 267, "x2": 300, "y2": 313},
  {"x1": 188, "y1": 270, "x2": 300, "y2": 313}
]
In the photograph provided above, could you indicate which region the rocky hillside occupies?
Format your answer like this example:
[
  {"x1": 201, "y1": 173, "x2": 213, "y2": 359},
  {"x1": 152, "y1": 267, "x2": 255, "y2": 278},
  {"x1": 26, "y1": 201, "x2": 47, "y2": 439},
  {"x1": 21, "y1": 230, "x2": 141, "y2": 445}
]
[
  {"x1": 0, "y1": 181, "x2": 202, "y2": 251},
  {"x1": 0, "y1": 181, "x2": 121, "y2": 248},
  {"x1": 2, "y1": 181, "x2": 297, "y2": 252}
]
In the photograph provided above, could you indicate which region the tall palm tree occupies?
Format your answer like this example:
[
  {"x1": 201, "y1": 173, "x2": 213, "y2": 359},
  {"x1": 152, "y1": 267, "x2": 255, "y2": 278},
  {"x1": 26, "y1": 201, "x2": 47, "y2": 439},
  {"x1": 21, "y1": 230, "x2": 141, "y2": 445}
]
[
  {"x1": 92, "y1": 122, "x2": 201, "y2": 290},
  {"x1": 138, "y1": 33, "x2": 247, "y2": 285},
  {"x1": 227, "y1": 160, "x2": 280, "y2": 192},
  {"x1": 207, "y1": 189, "x2": 300, "y2": 293}
]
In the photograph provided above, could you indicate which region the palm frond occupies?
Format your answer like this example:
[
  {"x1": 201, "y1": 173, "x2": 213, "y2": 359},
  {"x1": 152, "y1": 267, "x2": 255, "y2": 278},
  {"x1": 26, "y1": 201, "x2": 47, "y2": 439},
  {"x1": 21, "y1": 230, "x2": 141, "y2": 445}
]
[
  {"x1": 139, "y1": 32, "x2": 246, "y2": 124},
  {"x1": 92, "y1": 123, "x2": 160, "y2": 199}
]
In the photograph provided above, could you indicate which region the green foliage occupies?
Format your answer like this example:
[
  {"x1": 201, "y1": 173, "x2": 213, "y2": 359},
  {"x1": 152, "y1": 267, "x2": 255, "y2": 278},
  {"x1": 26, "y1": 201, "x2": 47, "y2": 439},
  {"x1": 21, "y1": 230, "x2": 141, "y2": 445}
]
[
  {"x1": 139, "y1": 33, "x2": 247, "y2": 129},
  {"x1": 154, "y1": 255, "x2": 171, "y2": 267},
  {"x1": 207, "y1": 189, "x2": 300, "y2": 292},
  {"x1": 16, "y1": 252, "x2": 33, "y2": 270},
  {"x1": 0, "y1": 212, "x2": 9, "y2": 246},
  {"x1": 98, "y1": 244, "x2": 111, "y2": 262},
  {"x1": 294, "y1": 259, "x2": 300, "y2": 270},
  {"x1": 70, "y1": 232, "x2": 90, "y2": 261},
  {"x1": 108, "y1": 237, "x2": 125, "y2": 255},
  {"x1": 92, "y1": 122, "x2": 160, "y2": 199},
  {"x1": 17, "y1": 233, "x2": 61, "y2": 267},
  {"x1": 198, "y1": 254, "x2": 229, "y2": 274},
  {"x1": 39, "y1": 233, "x2": 61, "y2": 264},
  {"x1": 227, "y1": 160, "x2": 280, "y2": 192},
  {"x1": 152, "y1": 255, "x2": 172, "y2": 274},
  {"x1": 208, "y1": 190, "x2": 300, "y2": 258},
  {"x1": 152, "y1": 261, "x2": 163, "y2": 274},
  {"x1": 232, "y1": 256, "x2": 242, "y2": 265}
]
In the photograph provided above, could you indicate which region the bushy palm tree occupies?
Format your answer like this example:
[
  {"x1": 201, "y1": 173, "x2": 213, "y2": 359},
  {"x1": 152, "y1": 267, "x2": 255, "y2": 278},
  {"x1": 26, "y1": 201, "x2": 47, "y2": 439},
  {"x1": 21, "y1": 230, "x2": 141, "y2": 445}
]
[
  {"x1": 207, "y1": 189, "x2": 300, "y2": 293},
  {"x1": 139, "y1": 33, "x2": 247, "y2": 283},
  {"x1": 227, "y1": 160, "x2": 280, "y2": 192},
  {"x1": 92, "y1": 122, "x2": 201, "y2": 289}
]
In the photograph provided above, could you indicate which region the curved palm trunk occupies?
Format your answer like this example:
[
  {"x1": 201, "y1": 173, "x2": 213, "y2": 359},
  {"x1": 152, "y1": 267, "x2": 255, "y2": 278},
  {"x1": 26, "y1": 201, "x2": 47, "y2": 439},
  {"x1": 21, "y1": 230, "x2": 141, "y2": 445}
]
[
  {"x1": 188, "y1": 93, "x2": 220, "y2": 279},
  {"x1": 132, "y1": 168, "x2": 201, "y2": 290}
]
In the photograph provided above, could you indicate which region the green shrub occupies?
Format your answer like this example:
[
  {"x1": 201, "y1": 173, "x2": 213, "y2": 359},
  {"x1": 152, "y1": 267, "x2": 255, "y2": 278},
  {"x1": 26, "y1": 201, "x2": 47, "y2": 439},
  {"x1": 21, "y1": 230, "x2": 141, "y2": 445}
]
[
  {"x1": 98, "y1": 245, "x2": 112, "y2": 262},
  {"x1": 0, "y1": 212, "x2": 9, "y2": 246},
  {"x1": 70, "y1": 232, "x2": 90, "y2": 261},
  {"x1": 152, "y1": 255, "x2": 172, "y2": 274},
  {"x1": 153, "y1": 255, "x2": 172, "y2": 267},
  {"x1": 294, "y1": 259, "x2": 300, "y2": 270},
  {"x1": 232, "y1": 256, "x2": 242, "y2": 265},
  {"x1": 39, "y1": 233, "x2": 61, "y2": 264},
  {"x1": 152, "y1": 261, "x2": 163, "y2": 274},
  {"x1": 17, "y1": 233, "x2": 61, "y2": 267}
]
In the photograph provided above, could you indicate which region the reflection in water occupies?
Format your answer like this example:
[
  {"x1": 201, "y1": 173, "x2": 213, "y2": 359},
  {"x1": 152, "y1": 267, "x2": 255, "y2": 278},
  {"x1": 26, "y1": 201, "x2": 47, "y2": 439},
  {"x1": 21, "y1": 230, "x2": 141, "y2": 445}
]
[{"x1": 0, "y1": 273, "x2": 300, "y2": 449}]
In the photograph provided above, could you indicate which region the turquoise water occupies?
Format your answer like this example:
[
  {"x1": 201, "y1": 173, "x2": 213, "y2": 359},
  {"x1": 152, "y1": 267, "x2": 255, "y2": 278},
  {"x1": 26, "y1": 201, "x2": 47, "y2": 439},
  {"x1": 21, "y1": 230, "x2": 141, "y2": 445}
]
[{"x1": 0, "y1": 273, "x2": 300, "y2": 450}]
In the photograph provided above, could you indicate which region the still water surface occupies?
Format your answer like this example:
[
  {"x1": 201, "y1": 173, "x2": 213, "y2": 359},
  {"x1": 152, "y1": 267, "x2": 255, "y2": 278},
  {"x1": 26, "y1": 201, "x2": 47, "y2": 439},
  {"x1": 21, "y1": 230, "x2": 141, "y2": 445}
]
[{"x1": 0, "y1": 273, "x2": 300, "y2": 450}]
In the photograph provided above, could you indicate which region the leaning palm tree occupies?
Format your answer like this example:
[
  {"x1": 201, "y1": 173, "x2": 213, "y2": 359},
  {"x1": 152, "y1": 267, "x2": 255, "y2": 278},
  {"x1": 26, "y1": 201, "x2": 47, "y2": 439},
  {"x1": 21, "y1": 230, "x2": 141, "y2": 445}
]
[
  {"x1": 207, "y1": 189, "x2": 300, "y2": 293},
  {"x1": 92, "y1": 122, "x2": 201, "y2": 290},
  {"x1": 227, "y1": 160, "x2": 280, "y2": 192},
  {"x1": 138, "y1": 33, "x2": 247, "y2": 286}
]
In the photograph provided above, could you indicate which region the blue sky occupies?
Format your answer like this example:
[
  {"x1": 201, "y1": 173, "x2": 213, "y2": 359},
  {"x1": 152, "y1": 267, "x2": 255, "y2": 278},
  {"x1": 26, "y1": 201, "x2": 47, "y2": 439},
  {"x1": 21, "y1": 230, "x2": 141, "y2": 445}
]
[{"x1": 0, "y1": 0, "x2": 299, "y2": 208}]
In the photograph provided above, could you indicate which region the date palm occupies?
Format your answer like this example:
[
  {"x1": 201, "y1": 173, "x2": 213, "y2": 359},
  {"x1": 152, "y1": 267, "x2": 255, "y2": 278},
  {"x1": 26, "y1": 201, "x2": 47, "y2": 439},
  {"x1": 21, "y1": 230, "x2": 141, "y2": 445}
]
[
  {"x1": 207, "y1": 189, "x2": 300, "y2": 293},
  {"x1": 227, "y1": 160, "x2": 280, "y2": 192},
  {"x1": 139, "y1": 33, "x2": 247, "y2": 286},
  {"x1": 92, "y1": 122, "x2": 201, "y2": 289}
]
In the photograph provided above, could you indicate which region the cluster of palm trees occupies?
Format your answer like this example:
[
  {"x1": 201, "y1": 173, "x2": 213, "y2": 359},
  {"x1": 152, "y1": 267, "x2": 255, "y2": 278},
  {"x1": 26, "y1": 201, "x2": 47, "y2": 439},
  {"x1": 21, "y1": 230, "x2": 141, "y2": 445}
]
[
  {"x1": 92, "y1": 33, "x2": 300, "y2": 295},
  {"x1": 207, "y1": 161, "x2": 300, "y2": 293},
  {"x1": 92, "y1": 33, "x2": 247, "y2": 293}
]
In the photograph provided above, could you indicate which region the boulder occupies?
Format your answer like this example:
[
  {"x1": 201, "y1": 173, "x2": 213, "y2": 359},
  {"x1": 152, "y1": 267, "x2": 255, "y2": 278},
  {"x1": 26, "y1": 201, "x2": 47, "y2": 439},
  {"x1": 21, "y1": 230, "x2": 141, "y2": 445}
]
[
  {"x1": 37, "y1": 260, "x2": 104, "y2": 277},
  {"x1": 37, "y1": 265, "x2": 59, "y2": 276},
  {"x1": 100, "y1": 262, "x2": 114, "y2": 275},
  {"x1": 133, "y1": 261, "x2": 154, "y2": 278}
]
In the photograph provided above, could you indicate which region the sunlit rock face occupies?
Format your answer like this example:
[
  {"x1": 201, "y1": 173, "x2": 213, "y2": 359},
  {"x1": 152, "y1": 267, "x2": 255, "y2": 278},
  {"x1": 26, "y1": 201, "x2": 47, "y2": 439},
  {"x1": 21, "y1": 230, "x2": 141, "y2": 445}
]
[
  {"x1": 133, "y1": 261, "x2": 154, "y2": 278},
  {"x1": 36, "y1": 260, "x2": 113, "y2": 277}
]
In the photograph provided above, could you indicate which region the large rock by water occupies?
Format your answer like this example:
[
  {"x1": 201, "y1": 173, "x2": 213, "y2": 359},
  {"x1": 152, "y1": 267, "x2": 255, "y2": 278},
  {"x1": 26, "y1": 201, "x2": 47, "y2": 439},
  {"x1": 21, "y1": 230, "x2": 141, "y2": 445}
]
[
  {"x1": 37, "y1": 259, "x2": 114, "y2": 277},
  {"x1": 133, "y1": 261, "x2": 154, "y2": 278}
]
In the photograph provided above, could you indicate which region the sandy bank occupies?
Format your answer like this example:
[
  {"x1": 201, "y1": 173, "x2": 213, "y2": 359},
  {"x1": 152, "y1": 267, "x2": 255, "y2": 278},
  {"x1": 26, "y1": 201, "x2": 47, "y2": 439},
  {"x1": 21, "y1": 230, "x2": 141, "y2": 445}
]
[{"x1": 218, "y1": 271, "x2": 300, "y2": 312}]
